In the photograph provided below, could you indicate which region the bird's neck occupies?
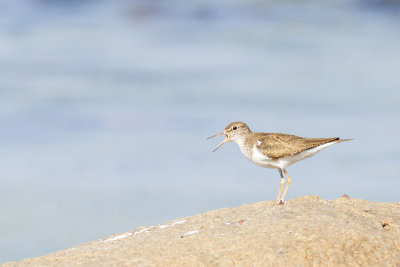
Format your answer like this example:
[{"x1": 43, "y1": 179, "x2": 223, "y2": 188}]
[{"x1": 231, "y1": 133, "x2": 253, "y2": 158}]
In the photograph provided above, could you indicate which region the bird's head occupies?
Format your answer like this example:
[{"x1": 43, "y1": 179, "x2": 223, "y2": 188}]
[{"x1": 207, "y1": 121, "x2": 251, "y2": 152}]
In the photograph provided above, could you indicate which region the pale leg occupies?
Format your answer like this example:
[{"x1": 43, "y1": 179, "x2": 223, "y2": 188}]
[
  {"x1": 280, "y1": 168, "x2": 292, "y2": 204},
  {"x1": 276, "y1": 169, "x2": 285, "y2": 202}
]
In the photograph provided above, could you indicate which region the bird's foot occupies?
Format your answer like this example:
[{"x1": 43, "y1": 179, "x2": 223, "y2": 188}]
[{"x1": 277, "y1": 199, "x2": 286, "y2": 205}]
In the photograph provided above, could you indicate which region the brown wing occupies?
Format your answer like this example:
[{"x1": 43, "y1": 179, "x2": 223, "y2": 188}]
[{"x1": 252, "y1": 133, "x2": 340, "y2": 159}]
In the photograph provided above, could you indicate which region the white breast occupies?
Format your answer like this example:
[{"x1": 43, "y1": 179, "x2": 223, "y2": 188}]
[{"x1": 250, "y1": 144, "x2": 277, "y2": 169}]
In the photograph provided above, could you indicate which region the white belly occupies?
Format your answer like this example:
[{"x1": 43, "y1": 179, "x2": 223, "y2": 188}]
[{"x1": 247, "y1": 142, "x2": 337, "y2": 169}]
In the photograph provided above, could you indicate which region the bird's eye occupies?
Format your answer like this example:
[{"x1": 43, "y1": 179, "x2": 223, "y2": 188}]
[{"x1": 232, "y1": 126, "x2": 237, "y2": 130}]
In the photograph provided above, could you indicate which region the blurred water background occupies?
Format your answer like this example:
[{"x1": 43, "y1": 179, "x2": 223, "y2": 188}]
[{"x1": 1, "y1": 0, "x2": 400, "y2": 263}]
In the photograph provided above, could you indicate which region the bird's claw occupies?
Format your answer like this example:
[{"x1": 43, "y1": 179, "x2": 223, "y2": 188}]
[{"x1": 277, "y1": 199, "x2": 286, "y2": 205}]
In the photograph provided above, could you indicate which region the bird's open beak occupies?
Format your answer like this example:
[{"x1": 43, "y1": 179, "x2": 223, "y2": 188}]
[{"x1": 207, "y1": 131, "x2": 230, "y2": 152}]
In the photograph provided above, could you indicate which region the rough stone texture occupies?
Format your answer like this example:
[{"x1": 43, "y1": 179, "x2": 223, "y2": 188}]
[{"x1": 3, "y1": 195, "x2": 400, "y2": 266}]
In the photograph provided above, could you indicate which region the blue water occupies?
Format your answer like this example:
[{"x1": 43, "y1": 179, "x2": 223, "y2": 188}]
[{"x1": 1, "y1": 0, "x2": 400, "y2": 263}]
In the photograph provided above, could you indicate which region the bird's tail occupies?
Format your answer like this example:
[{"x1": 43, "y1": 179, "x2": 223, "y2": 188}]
[{"x1": 335, "y1": 138, "x2": 353, "y2": 143}]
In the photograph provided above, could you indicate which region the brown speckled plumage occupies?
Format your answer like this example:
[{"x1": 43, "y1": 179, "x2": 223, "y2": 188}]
[
  {"x1": 247, "y1": 133, "x2": 341, "y2": 159},
  {"x1": 209, "y1": 121, "x2": 352, "y2": 204}
]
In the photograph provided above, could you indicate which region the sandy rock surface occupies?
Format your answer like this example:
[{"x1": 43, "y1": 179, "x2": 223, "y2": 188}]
[{"x1": 3, "y1": 195, "x2": 400, "y2": 266}]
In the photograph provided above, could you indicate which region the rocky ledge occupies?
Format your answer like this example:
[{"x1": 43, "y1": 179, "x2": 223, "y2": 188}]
[{"x1": 3, "y1": 195, "x2": 400, "y2": 266}]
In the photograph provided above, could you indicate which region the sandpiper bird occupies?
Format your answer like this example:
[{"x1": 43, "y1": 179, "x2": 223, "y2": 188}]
[{"x1": 208, "y1": 121, "x2": 351, "y2": 204}]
